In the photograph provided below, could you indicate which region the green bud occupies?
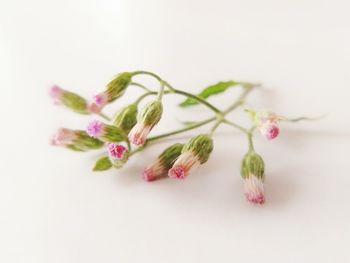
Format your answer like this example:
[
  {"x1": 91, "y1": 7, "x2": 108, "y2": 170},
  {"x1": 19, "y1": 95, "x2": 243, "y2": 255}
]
[
  {"x1": 182, "y1": 134, "x2": 214, "y2": 164},
  {"x1": 93, "y1": 156, "x2": 112, "y2": 171},
  {"x1": 74, "y1": 131, "x2": 104, "y2": 150},
  {"x1": 158, "y1": 143, "x2": 184, "y2": 169},
  {"x1": 101, "y1": 124, "x2": 127, "y2": 143},
  {"x1": 139, "y1": 100, "x2": 163, "y2": 127},
  {"x1": 241, "y1": 151, "x2": 265, "y2": 179},
  {"x1": 106, "y1": 72, "x2": 132, "y2": 102},
  {"x1": 112, "y1": 104, "x2": 138, "y2": 133},
  {"x1": 60, "y1": 91, "x2": 88, "y2": 114},
  {"x1": 110, "y1": 153, "x2": 129, "y2": 169}
]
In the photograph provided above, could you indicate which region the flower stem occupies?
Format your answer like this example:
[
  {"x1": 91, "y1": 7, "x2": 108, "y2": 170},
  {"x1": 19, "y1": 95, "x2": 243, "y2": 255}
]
[
  {"x1": 97, "y1": 112, "x2": 111, "y2": 121},
  {"x1": 147, "y1": 117, "x2": 216, "y2": 142},
  {"x1": 130, "y1": 82, "x2": 151, "y2": 92}
]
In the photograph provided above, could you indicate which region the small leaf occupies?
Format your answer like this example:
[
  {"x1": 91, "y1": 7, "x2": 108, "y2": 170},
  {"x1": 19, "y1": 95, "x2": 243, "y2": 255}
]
[
  {"x1": 93, "y1": 156, "x2": 112, "y2": 171},
  {"x1": 179, "y1": 81, "x2": 238, "y2": 107}
]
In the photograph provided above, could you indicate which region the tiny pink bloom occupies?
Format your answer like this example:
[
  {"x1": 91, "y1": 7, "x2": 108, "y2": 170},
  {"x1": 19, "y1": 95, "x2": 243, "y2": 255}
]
[
  {"x1": 107, "y1": 143, "x2": 127, "y2": 159},
  {"x1": 142, "y1": 159, "x2": 167, "y2": 182},
  {"x1": 128, "y1": 123, "x2": 151, "y2": 145},
  {"x1": 86, "y1": 120, "x2": 104, "y2": 137},
  {"x1": 49, "y1": 85, "x2": 63, "y2": 103},
  {"x1": 168, "y1": 151, "x2": 200, "y2": 180},
  {"x1": 244, "y1": 175, "x2": 265, "y2": 205},
  {"x1": 260, "y1": 122, "x2": 280, "y2": 140},
  {"x1": 51, "y1": 128, "x2": 76, "y2": 146},
  {"x1": 93, "y1": 93, "x2": 108, "y2": 106}
]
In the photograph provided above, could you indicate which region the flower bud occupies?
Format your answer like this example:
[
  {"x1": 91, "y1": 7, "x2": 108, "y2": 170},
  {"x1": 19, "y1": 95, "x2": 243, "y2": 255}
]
[
  {"x1": 50, "y1": 85, "x2": 89, "y2": 114},
  {"x1": 107, "y1": 143, "x2": 129, "y2": 168},
  {"x1": 248, "y1": 110, "x2": 285, "y2": 140},
  {"x1": 168, "y1": 134, "x2": 213, "y2": 179},
  {"x1": 112, "y1": 104, "x2": 138, "y2": 133},
  {"x1": 143, "y1": 143, "x2": 184, "y2": 182},
  {"x1": 241, "y1": 151, "x2": 265, "y2": 204},
  {"x1": 51, "y1": 128, "x2": 104, "y2": 151},
  {"x1": 86, "y1": 120, "x2": 127, "y2": 143},
  {"x1": 88, "y1": 72, "x2": 132, "y2": 112},
  {"x1": 128, "y1": 100, "x2": 163, "y2": 145}
]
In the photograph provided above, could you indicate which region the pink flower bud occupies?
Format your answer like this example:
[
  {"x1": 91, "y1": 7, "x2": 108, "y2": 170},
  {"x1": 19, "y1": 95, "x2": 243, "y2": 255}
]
[
  {"x1": 86, "y1": 120, "x2": 105, "y2": 137},
  {"x1": 107, "y1": 143, "x2": 127, "y2": 159},
  {"x1": 168, "y1": 151, "x2": 200, "y2": 180},
  {"x1": 50, "y1": 128, "x2": 77, "y2": 146},
  {"x1": 243, "y1": 175, "x2": 265, "y2": 204},
  {"x1": 49, "y1": 85, "x2": 63, "y2": 104},
  {"x1": 128, "y1": 123, "x2": 151, "y2": 145},
  {"x1": 259, "y1": 122, "x2": 280, "y2": 140},
  {"x1": 142, "y1": 159, "x2": 167, "y2": 182}
]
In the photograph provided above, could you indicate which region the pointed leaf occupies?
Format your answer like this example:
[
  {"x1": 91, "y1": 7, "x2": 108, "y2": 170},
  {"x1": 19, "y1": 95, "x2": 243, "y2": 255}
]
[
  {"x1": 179, "y1": 81, "x2": 238, "y2": 107},
  {"x1": 93, "y1": 156, "x2": 112, "y2": 171}
]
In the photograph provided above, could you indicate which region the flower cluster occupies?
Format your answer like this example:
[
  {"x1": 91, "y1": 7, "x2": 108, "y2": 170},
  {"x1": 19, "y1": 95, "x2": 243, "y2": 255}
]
[{"x1": 50, "y1": 70, "x2": 309, "y2": 206}]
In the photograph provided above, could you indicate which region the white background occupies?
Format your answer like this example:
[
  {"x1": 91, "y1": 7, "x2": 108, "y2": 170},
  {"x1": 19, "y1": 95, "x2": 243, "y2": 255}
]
[{"x1": 1, "y1": 0, "x2": 350, "y2": 262}]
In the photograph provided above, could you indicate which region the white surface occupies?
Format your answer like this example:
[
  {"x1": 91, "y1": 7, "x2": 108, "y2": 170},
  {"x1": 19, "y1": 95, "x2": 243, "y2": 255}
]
[{"x1": 1, "y1": 0, "x2": 350, "y2": 262}]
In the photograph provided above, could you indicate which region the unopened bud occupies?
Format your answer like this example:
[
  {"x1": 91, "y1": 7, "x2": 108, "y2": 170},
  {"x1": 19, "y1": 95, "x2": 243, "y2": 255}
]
[
  {"x1": 107, "y1": 143, "x2": 129, "y2": 168},
  {"x1": 143, "y1": 143, "x2": 183, "y2": 182},
  {"x1": 112, "y1": 104, "x2": 138, "y2": 133},
  {"x1": 241, "y1": 151, "x2": 265, "y2": 204},
  {"x1": 86, "y1": 120, "x2": 127, "y2": 142},
  {"x1": 128, "y1": 100, "x2": 163, "y2": 145},
  {"x1": 50, "y1": 85, "x2": 88, "y2": 114}
]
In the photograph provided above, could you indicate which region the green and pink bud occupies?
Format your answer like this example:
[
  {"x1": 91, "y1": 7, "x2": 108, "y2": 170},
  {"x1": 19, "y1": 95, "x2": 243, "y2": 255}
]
[
  {"x1": 88, "y1": 72, "x2": 132, "y2": 112},
  {"x1": 107, "y1": 143, "x2": 129, "y2": 168},
  {"x1": 241, "y1": 151, "x2": 265, "y2": 204},
  {"x1": 49, "y1": 85, "x2": 89, "y2": 114},
  {"x1": 248, "y1": 110, "x2": 285, "y2": 140},
  {"x1": 112, "y1": 104, "x2": 138, "y2": 133},
  {"x1": 128, "y1": 100, "x2": 163, "y2": 145},
  {"x1": 168, "y1": 134, "x2": 213, "y2": 180},
  {"x1": 143, "y1": 143, "x2": 184, "y2": 182},
  {"x1": 51, "y1": 128, "x2": 104, "y2": 151},
  {"x1": 86, "y1": 120, "x2": 127, "y2": 143}
]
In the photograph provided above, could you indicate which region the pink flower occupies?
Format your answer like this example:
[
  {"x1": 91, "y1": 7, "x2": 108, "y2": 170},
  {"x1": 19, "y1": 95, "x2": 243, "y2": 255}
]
[
  {"x1": 86, "y1": 120, "x2": 105, "y2": 137},
  {"x1": 107, "y1": 143, "x2": 127, "y2": 159},
  {"x1": 244, "y1": 175, "x2": 265, "y2": 204},
  {"x1": 51, "y1": 128, "x2": 76, "y2": 146},
  {"x1": 93, "y1": 93, "x2": 108, "y2": 106},
  {"x1": 168, "y1": 151, "x2": 200, "y2": 180},
  {"x1": 259, "y1": 121, "x2": 280, "y2": 140},
  {"x1": 128, "y1": 123, "x2": 151, "y2": 145},
  {"x1": 142, "y1": 159, "x2": 167, "y2": 182},
  {"x1": 49, "y1": 85, "x2": 63, "y2": 104}
]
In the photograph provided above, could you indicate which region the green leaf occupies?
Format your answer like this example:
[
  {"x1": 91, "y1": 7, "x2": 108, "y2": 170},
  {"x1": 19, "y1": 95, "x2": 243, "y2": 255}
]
[
  {"x1": 179, "y1": 81, "x2": 238, "y2": 107},
  {"x1": 93, "y1": 156, "x2": 112, "y2": 171}
]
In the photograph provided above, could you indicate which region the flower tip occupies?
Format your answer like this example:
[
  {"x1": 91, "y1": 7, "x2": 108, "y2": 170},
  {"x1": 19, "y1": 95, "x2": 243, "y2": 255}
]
[
  {"x1": 107, "y1": 143, "x2": 127, "y2": 159},
  {"x1": 86, "y1": 120, "x2": 104, "y2": 137},
  {"x1": 264, "y1": 124, "x2": 279, "y2": 140},
  {"x1": 142, "y1": 168, "x2": 156, "y2": 182},
  {"x1": 168, "y1": 166, "x2": 186, "y2": 179},
  {"x1": 245, "y1": 193, "x2": 265, "y2": 205}
]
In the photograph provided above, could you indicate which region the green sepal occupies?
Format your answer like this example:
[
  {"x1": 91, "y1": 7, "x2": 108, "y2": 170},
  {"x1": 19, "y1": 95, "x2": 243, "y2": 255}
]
[
  {"x1": 112, "y1": 104, "x2": 138, "y2": 133},
  {"x1": 240, "y1": 151, "x2": 265, "y2": 179},
  {"x1": 182, "y1": 134, "x2": 213, "y2": 164},
  {"x1": 158, "y1": 143, "x2": 184, "y2": 168},
  {"x1": 60, "y1": 91, "x2": 89, "y2": 114},
  {"x1": 179, "y1": 81, "x2": 238, "y2": 107},
  {"x1": 139, "y1": 100, "x2": 163, "y2": 127},
  {"x1": 100, "y1": 124, "x2": 128, "y2": 143},
  {"x1": 93, "y1": 156, "x2": 112, "y2": 171},
  {"x1": 106, "y1": 72, "x2": 132, "y2": 102},
  {"x1": 74, "y1": 131, "x2": 104, "y2": 149}
]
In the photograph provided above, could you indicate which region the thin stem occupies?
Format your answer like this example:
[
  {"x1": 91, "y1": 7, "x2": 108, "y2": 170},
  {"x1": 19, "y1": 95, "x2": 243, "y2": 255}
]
[
  {"x1": 209, "y1": 120, "x2": 223, "y2": 136},
  {"x1": 223, "y1": 119, "x2": 248, "y2": 134},
  {"x1": 147, "y1": 117, "x2": 216, "y2": 142},
  {"x1": 130, "y1": 82, "x2": 151, "y2": 92},
  {"x1": 132, "y1": 71, "x2": 163, "y2": 82},
  {"x1": 223, "y1": 85, "x2": 254, "y2": 114},
  {"x1": 247, "y1": 132, "x2": 254, "y2": 151},
  {"x1": 96, "y1": 112, "x2": 111, "y2": 121},
  {"x1": 157, "y1": 81, "x2": 165, "y2": 101}
]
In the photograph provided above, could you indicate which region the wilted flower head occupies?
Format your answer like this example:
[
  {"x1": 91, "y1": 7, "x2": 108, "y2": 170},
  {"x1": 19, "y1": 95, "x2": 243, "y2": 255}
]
[
  {"x1": 49, "y1": 85, "x2": 89, "y2": 114},
  {"x1": 86, "y1": 120, "x2": 127, "y2": 143},
  {"x1": 168, "y1": 134, "x2": 213, "y2": 180},
  {"x1": 88, "y1": 72, "x2": 132, "y2": 113},
  {"x1": 241, "y1": 151, "x2": 265, "y2": 204},
  {"x1": 143, "y1": 143, "x2": 183, "y2": 182},
  {"x1": 51, "y1": 128, "x2": 104, "y2": 151},
  {"x1": 128, "y1": 100, "x2": 163, "y2": 145}
]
